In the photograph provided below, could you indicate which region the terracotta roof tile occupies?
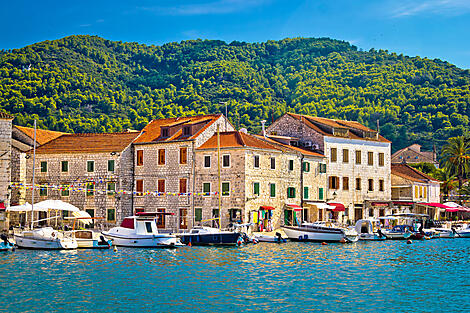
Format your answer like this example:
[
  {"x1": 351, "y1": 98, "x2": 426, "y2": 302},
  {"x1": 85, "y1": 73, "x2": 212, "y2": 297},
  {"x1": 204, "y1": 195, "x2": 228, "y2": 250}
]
[
  {"x1": 198, "y1": 131, "x2": 281, "y2": 150},
  {"x1": 15, "y1": 126, "x2": 66, "y2": 145},
  {"x1": 32, "y1": 132, "x2": 141, "y2": 154},
  {"x1": 255, "y1": 135, "x2": 325, "y2": 157},
  {"x1": 135, "y1": 114, "x2": 222, "y2": 143},
  {"x1": 391, "y1": 163, "x2": 440, "y2": 183}
]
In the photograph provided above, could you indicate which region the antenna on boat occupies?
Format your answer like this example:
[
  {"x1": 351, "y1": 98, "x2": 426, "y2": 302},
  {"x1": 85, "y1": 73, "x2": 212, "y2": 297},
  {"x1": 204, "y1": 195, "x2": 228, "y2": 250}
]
[{"x1": 30, "y1": 120, "x2": 37, "y2": 230}]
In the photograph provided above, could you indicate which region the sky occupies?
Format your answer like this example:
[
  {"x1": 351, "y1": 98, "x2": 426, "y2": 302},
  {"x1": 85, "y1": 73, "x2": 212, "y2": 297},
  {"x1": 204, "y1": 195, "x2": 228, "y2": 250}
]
[{"x1": 2, "y1": 0, "x2": 470, "y2": 68}]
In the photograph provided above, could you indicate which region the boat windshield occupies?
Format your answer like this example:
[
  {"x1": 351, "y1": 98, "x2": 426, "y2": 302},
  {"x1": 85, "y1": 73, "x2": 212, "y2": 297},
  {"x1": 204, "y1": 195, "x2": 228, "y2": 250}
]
[{"x1": 145, "y1": 222, "x2": 152, "y2": 233}]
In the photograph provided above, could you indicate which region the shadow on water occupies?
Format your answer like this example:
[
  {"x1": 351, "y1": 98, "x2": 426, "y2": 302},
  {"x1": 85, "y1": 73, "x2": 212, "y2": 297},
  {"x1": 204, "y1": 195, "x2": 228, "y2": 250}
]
[{"x1": 1, "y1": 239, "x2": 470, "y2": 313}]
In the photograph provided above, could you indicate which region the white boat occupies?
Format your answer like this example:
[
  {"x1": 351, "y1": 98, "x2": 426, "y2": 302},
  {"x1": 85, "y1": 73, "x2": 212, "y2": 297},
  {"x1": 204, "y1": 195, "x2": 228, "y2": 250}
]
[
  {"x1": 432, "y1": 228, "x2": 455, "y2": 238},
  {"x1": 455, "y1": 224, "x2": 470, "y2": 238},
  {"x1": 253, "y1": 232, "x2": 287, "y2": 243},
  {"x1": 14, "y1": 227, "x2": 78, "y2": 250},
  {"x1": 102, "y1": 212, "x2": 183, "y2": 247},
  {"x1": 178, "y1": 226, "x2": 241, "y2": 245},
  {"x1": 67, "y1": 230, "x2": 112, "y2": 249},
  {"x1": 355, "y1": 219, "x2": 386, "y2": 241},
  {"x1": 282, "y1": 222, "x2": 357, "y2": 242}
]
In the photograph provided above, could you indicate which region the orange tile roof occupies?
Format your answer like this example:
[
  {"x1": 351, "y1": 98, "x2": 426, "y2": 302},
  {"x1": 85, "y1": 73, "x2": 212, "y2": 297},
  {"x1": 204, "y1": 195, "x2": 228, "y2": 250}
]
[
  {"x1": 134, "y1": 114, "x2": 222, "y2": 143},
  {"x1": 198, "y1": 131, "x2": 281, "y2": 150},
  {"x1": 255, "y1": 135, "x2": 325, "y2": 157},
  {"x1": 32, "y1": 132, "x2": 141, "y2": 154},
  {"x1": 286, "y1": 113, "x2": 390, "y2": 143},
  {"x1": 391, "y1": 163, "x2": 440, "y2": 183},
  {"x1": 15, "y1": 126, "x2": 66, "y2": 145}
]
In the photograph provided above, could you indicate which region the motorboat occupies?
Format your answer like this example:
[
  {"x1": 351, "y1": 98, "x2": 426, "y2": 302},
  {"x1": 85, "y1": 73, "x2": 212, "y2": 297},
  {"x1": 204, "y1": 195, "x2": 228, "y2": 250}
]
[
  {"x1": 433, "y1": 228, "x2": 455, "y2": 238},
  {"x1": 253, "y1": 232, "x2": 287, "y2": 243},
  {"x1": 102, "y1": 212, "x2": 183, "y2": 248},
  {"x1": 381, "y1": 225, "x2": 413, "y2": 240},
  {"x1": 0, "y1": 234, "x2": 14, "y2": 251},
  {"x1": 282, "y1": 222, "x2": 358, "y2": 242},
  {"x1": 67, "y1": 230, "x2": 112, "y2": 249},
  {"x1": 354, "y1": 219, "x2": 386, "y2": 241},
  {"x1": 178, "y1": 226, "x2": 241, "y2": 246},
  {"x1": 455, "y1": 224, "x2": 470, "y2": 238},
  {"x1": 14, "y1": 227, "x2": 78, "y2": 250}
]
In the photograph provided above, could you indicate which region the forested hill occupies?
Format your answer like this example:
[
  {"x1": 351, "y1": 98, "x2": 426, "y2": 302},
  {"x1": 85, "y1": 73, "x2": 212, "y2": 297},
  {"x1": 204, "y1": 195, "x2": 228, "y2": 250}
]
[{"x1": 1, "y1": 35, "x2": 470, "y2": 151}]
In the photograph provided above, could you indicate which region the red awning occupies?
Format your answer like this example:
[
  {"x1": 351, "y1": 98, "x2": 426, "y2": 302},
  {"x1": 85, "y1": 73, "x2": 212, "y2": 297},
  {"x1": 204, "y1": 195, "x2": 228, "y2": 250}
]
[
  {"x1": 327, "y1": 203, "x2": 345, "y2": 212},
  {"x1": 136, "y1": 212, "x2": 175, "y2": 216},
  {"x1": 420, "y1": 202, "x2": 452, "y2": 209},
  {"x1": 0, "y1": 202, "x2": 5, "y2": 210},
  {"x1": 286, "y1": 204, "x2": 303, "y2": 211},
  {"x1": 393, "y1": 201, "x2": 414, "y2": 206},
  {"x1": 260, "y1": 206, "x2": 275, "y2": 210},
  {"x1": 371, "y1": 202, "x2": 389, "y2": 207}
]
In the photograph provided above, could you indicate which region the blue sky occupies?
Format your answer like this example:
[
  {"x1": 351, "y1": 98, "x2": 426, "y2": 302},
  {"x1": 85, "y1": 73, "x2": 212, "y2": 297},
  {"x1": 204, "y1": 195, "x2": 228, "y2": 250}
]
[{"x1": 2, "y1": 0, "x2": 470, "y2": 68}]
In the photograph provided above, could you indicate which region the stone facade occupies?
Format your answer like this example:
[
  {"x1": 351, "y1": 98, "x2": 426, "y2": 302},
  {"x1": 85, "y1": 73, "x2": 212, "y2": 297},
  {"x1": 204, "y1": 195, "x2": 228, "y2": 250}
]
[{"x1": 0, "y1": 116, "x2": 13, "y2": 229}]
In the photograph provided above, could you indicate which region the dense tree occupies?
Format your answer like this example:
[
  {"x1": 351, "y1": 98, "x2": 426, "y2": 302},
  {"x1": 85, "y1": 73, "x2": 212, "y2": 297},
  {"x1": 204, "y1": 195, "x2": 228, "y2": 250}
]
[
  {"x1": 441, "y1": 136, "x2": 470, "y2": 189},
  {"x1": 0, "y1": 35, "x2": 469, "y2": 153}
]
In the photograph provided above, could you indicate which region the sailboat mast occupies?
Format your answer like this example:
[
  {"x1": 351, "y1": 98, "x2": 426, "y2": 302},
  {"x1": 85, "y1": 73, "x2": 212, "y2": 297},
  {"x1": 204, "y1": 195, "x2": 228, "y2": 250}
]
[
  {"x1": 30, "y1": 120, "x2": 37, "y2": 229},
  {"x1": 217, "y1": 124, "x2": 221, "y2": 230}
]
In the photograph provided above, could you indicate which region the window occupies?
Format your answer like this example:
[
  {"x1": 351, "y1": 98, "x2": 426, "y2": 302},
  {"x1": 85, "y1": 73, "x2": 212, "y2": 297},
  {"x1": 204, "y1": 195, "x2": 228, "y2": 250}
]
[
  {"x1": 179, "y1": 208, "x2": 188, "y2": 229},
  {"x1": 136, "y1": 150, "x2": 143, "y2": 166},
  {"x1": 415, "y1": 186, "x2": 419, "y2": 198},
  {"x1": 86, "y1": 182, "x2": 94, "y2": 196},
  {"x1": 136, "y1": 179, "x2": 143, "y2": 195},
  {"x1": 253, "y1": 182, "x2": 260, "y2": 196},
  {"x1": 419, "y1": 186, "x2": 423, "y2": 198},
  {"x1": 331, "y1": 148, "x2": 337, "y2": 162},
  {"x1": 161, "y1": 128, "x2": 169, "y2": 138},
  {"x1": 204, "y1": 155, "x2": 211, "y2": 168},
  {"x1": 270, "y1": 183, "x2": 276, "y2": 197},
  {"x1": 379, "y1": 153, "x2": 385, "y2": 167},
  {"x1": 158, "y1": 149, "x2": 165, "y2": 165},
  {"x1": 229, "y1": 209, "x2": 242, "y2": 222},
  {"x1": 107, "y1": 182, "x2": 116, "y2": 195},
  {"x1": 85, "y1": 209, "x2": 95, "y2": 229},
  {"x1": 87, "y1": 161, "x2": 94, "y2": 173},
  {"x1": 287, "y1": 187, "x2": 296, "y2": 198},
  {"x1": 62, "y1": 210, "x2": 69, "y2": 218},
  {"x1": 367, "y1": 152, "x2": 373, "y2": 166},
  {"x1": 368, "y1": 179, "x2": 374, "y2": 192},
  {"x1": 203, "y1": 182, "x2": 211, "y2": 194},
  {"x1": 222, "y1": 182, "x2": 230, "y2": 196},
  {"x1": 254, "y1": 155, "x2": 260, "y2": 168},
  {"x1": 157, "y1": 208, "x2": 165, "y2": 228},
  {"x1": 180, "y1": 147, "x2": 188, "y2": 165},
  {"x1": 303, "y1": 161, "x2": 310, "y2": 172},
  {"x1": 424, "y1": 186, "x2": 428, "y2": 198},
  {"x1": 179, "y1": 178, "x2": 187, "y2": 194},
  {"x1": 343, "y1": 149, "x2": 349, "y2": 163},
  {"x1": 222, "y1": 154, "x2": 230, "y2": 168},
  {"x1": 270, "y1": 157, "x2": 276, "y2": 170},
  {"x1": 40, "y1": 161, "x2": 47, "y2": 173},
  {"x1": 158, "y1": 179, "x2": 165, "y2": 193},
  {"x1": 379, "y1": 179, "x2": 384, "y2": 192},
  {"x1": 61, "y1": 161, "x2": 68, "y2": 172},
  {"x1": 318, "y1": 187, "x2": 324, "y2": 200},
  {"x1": 145, "y1": 221, "x2": 153, "y2": 233},
  {"x1": 107, "y1": 208, "x2": 116, "y2": 222},
  {"x1": 343, "y1": 177, "x2": 349, "y2": 191},
  {"x1": 39, "y1": 187, "x2": 47, "y2": 197},
  {"x1": 355, "y1": 150, "x2": 362, "y2": 164},
  {"x1": 288, "y1": 160, "x2": 294, "y2": 171},
  {"x1": 304, "y1": 186, "x2": 309, "y2": 199},
  {"x1": 183, "y1": 126, "x2": 191, "y2": 136},
  {"x1": 61, "y1": 185, "x2": 69, "y2": 197},
  {"x1": 195, "y1": 208, "x2": 202, "y2": 222},
  {"x1": 135, "y1": 208, "x2": 144, "y2": 215},
  {"x1": 319, "y1": 163, "x2": 327, "y2": 173},
  {"x1": 329, "y1": 176, "x2": 339, "y2": 189},
  {"x1": 356, "y1": 178, "x2": 362, "y2": 190},
  {"x1": 108, "y1": 160, "x2": 115, "y2": 172}
]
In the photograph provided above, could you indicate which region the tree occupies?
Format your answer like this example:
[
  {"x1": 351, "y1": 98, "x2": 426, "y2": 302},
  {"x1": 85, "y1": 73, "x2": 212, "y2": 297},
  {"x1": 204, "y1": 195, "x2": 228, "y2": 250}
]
[
  {"x1": 441, "y1": 136, "x2": 470, "y2": 190},
  {"x1": 434, "y1": 168, "x2": 456, "y2": 201}
]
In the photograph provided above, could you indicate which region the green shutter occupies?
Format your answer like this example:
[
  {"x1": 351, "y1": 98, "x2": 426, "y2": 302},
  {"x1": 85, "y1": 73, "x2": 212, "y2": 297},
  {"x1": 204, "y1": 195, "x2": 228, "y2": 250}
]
[
  {"x1": 304, "y1": 186, "x2": 309, "y2": 199},
  {"x1": 87, "y1": 161, "x2": 94, "y2": 172},
  {"x1": 270, "y1": 184, "x2": 276, "y2": 197},
  {"x1": 254, "y1": 182, "x2": 260, "y2": 196},
  {"x1": 107, "y1": 208, "x2": 115, "y2": 221},
  {"x1": 61, "y1": 161, "x2": 68, "y2": 172},
  {"x1": 203, "y1": 183, "x2": 211, "y2": 193},
  {"x1": 319, "y1": 187, "x2": 324, "y2": 200},
  {"x1": 108, "y1": 160, "x2": 115, "y2": 172},
  {"x1": 40, "y1": 162, "x2": 47, "y2": 172},
  {"x1": 195, "y1": 208, "x2": 202, "y2": 222},
  {"x1": 222, "y1": 182, "x2": 230, "y2": 196}
]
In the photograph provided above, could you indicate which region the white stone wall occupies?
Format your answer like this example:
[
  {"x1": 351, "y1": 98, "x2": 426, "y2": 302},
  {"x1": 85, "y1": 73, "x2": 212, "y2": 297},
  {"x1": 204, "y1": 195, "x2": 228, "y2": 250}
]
[{"x1": 0, "y1": 118, "x2": 12, "y2": 207}]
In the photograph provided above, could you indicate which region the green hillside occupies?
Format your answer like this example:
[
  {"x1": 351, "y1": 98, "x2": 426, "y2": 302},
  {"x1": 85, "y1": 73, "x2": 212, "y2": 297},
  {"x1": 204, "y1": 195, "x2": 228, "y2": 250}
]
[{"x1": 1, "y1": 35, "x2": 470, "y2": 151}]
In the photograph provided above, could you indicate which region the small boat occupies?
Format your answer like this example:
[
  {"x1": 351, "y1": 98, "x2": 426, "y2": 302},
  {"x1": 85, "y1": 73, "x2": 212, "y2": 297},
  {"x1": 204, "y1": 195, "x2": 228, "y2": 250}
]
[
  {"x1": 381, "y1": 225, "x2": 413, "y2": 240},
  {"x1": 282, "y1": 222, "x2": 357, "y2": 243},
  {"x1": 68, "y1": 230, "x2": 112, "y2": 249},
  {"x1": 253, "y1": 232, "x2": 287, "y2": 243},
  {"x1": 14, "y1": 227, "x2": 78, "y2": 250},
  {"x1": 432, "y1": 228, "x2": 455, "y2": 238},
  {"x1": 0, "y1": 234, "x2": 14, "y2": 251},
  {"x1": 178, "y1": 226, "x2": 241, "y2": 246},
  {"x1": 102, "y1": 212, "x2": 183, "y2": 248},
  {"x1": 354, "y1": 219, "x2": 386, "y2": 241},
  {"x1": 455, "y1": 224, "x2": 470, "y2": 238}
]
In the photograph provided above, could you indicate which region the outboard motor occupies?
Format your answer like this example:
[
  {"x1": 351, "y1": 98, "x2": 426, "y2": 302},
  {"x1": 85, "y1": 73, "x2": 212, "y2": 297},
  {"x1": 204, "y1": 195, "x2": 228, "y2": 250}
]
[
  {"x1": 98, "y1": 235, "x2": 109, "y2": 247},
  {"x1": 1, "y1": 234, "x2": 8, "y2": 245},
  {"x1": 275, "y1": 232, "x2": 283, "y2": 243}
]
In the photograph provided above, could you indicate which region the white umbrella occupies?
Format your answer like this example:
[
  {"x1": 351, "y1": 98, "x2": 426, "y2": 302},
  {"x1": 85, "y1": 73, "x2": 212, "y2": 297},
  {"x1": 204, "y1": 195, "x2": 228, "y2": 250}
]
[
  {"x1": 6, "y1": 202, "x2": 47, "y2": 212},
  {"x1": 34, "y1": 200, "x2": 80, "y2": 212},
  {"x1": 71, "y1": 211, "x2": 93, "y2": 225}
]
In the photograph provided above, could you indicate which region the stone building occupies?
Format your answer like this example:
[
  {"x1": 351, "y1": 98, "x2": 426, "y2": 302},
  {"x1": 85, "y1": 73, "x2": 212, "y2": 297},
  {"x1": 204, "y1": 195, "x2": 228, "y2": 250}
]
[
  {"x1": 132, "y1": 114, "x2": 233, "y2": 232},
  {"x1": 22, "y1": 131, "x2": 141, "y2": 229},
  {"x1": 267, "y1": 113, "x2": 392, "y2": 223},
  {"x1": 392, "y1": 144, "x2": 438, "y2": 168},
  {"x1": 0, "y1": 113, "x2": 14, "y2": 229},
  {"x1": 194, "y1": 131, "x2": 303, "y2": 230}
]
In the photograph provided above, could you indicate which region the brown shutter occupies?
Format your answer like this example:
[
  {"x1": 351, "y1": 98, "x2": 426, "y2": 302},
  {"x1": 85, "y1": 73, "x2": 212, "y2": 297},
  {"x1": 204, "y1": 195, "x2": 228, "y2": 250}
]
[
  {"x1": 137, "y1": 150, "x2": 143, "y2": 166},
  {"x1": 180, "y1": 147, "x2": 187, "y2": 164},
  {"x1": 179, "y1": 178, "x2": 187, "y2": 193},
  {"x1": 136, "y1": 179, "x2": 143, "y2": 194},
  {"x1": 158, "y1": 149, "x2": 165, "y2": 165},
  {"x1": 329, "y1": 176, "x2": 333, "y2": 189},
  {"x1": 158, "y1": 179, "x2": 165, "y2": 193}
]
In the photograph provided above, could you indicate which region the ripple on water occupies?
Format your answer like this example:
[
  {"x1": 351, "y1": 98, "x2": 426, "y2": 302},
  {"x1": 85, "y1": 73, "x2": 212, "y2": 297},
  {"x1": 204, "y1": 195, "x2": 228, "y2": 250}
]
[{"x1": 1, "y1": 239, "x2": 470, "y2": 313}]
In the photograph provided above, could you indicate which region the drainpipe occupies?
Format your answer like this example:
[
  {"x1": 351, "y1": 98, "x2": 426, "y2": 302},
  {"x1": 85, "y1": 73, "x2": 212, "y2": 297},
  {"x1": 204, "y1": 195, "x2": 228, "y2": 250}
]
[
  {"x1": 300, "y1": 153, "x2": 304, "y2": 222},
  {"x1": 191, "y1": 140, "x2": 196, "y2": 230}
]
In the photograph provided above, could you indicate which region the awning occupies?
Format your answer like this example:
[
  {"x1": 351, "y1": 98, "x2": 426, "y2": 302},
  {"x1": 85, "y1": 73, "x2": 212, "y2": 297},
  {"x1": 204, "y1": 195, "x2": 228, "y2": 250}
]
[
  {"x1": 72, "y1": 211, "x2": 93, "y2": 225},
  {"x1": 0, "y1": 202, "x2": 5, "y2": 210},
  {"x1": 260, "y1": 206, "x2": 275, "y2": 210},
  {"x1": 305, "y1": 202, "x2": 336, "y2": 210},
  {"x1": 327, "y1": 203, "x2": 345, "y2": 212},
  {"x1": 393, "y1": 201, "x2": 414, "y2": 206},
  {"x1": 444, "y1": 202, "x2": 470, "y2": 213},
  {"x1": 371, "y1": 202, "x2": 389, "y2": 207},
  {"x1": 420, "y1": 202, "x2": 451, "y2": 209},
  {"x1": 286, "y1": 204, "x2": 303, "y2": 211},
  {"x1": 35, "y1": 200, "x2": 80, "y2": 212},
  {"x1": 6, "y1": 202, "x2": 47, "y2": 212}
]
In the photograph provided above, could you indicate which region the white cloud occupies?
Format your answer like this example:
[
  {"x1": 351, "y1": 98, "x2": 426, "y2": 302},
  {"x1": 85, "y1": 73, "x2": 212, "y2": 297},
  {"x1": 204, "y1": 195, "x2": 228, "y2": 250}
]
[{"x1": 390, "y1": 0, "x2": 470, "y2": 18}]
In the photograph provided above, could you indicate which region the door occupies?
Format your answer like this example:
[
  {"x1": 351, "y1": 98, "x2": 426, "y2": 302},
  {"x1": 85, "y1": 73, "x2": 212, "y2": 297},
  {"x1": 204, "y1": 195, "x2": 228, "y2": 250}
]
[
  {"x1": 38, "y1": 211, "x2": 47, "y2": 226},
  {"x1": 85, "y1": 209, "x2": 95, "y2": 229},
  {"x1": 354, "y1": 208, "x2": 363, "y2": 222},
  {"x1": 212, "y1": 209, "x2": 219, "y2": 228},
  {"x1": 179, "y1": 208, "x2": 188, "y2": 230}
]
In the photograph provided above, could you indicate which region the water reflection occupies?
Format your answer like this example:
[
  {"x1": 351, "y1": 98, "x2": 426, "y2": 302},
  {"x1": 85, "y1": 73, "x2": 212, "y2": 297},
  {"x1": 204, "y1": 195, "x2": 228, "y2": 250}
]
[{"x1": 1, "y1": 240, "x2": 469, "y2": 312}]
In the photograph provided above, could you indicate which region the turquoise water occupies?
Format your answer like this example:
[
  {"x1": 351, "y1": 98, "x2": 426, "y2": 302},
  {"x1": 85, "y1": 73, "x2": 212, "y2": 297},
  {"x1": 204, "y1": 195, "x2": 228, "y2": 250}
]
[{"x1": 1, "y1": 239, "x2": 469, "y2": 313}]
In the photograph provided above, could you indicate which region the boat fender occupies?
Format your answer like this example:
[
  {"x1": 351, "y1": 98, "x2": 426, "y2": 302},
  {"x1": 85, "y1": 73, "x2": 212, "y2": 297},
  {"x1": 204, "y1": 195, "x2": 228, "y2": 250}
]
[
  {"x1": 252, "y1": 238, "x2": 259, "y2": 244},
  {"x1": 340, "y1": 238, "x2": 346, "y2": 243},
  {"x1": 321, "y1": 242, "x2": 328, "y2": 246},
  {"x1": 236, "y1": 237, "x2": 243, "y2": 246},
  {"x1": 113, "y1": 246, "x2": 118, "y2": 252},
  {"x1": 407, "y1": 239, "x2": 412, "y2": 244},
  {"x1": 188, "y1": 241, "x2": 192, "y2": 247}
]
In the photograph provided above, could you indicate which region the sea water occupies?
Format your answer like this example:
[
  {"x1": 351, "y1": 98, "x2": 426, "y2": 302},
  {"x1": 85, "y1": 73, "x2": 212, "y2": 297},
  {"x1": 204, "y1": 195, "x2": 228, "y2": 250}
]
[{"x1": 1, "y1": 239, "x2": 469, "y2": 313}]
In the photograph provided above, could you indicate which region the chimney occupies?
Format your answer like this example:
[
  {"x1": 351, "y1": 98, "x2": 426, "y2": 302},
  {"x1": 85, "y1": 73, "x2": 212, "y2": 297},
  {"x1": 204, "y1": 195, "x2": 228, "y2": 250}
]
[{"x1": 261, "y1": 120, "x2": 267, "y2": 138}]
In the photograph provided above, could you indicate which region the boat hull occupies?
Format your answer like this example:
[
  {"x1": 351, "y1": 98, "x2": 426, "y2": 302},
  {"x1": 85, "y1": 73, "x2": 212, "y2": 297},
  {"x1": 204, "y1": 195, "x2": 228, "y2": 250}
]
[
  {"x1": 178, "y1": 232, "x2": 240, "y2": 245},
  {"x1": 14, "y1": 235, "x2": 77, "y2": 249},
  {"x1": 358, "y1": 233, "x2": 386, "y2": 241},
  {"x1": 102, "y1": 232, "x2": 182, "y2": 247},
  {"x1": 76, "y1": 238, "x2": 112, "y2": 249},
  {"x1": 382, "y1": 232, "x2": 412, "y2": 240},
  {"x1": 282, "y1": 226, "x2": 345, "y2": 242},
  {"x1": 456, "y1": 230, "x2": 470, "y2": 238},
  {"x1": 254, "y1": 234, "x2": 286, "y2": 243}
]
